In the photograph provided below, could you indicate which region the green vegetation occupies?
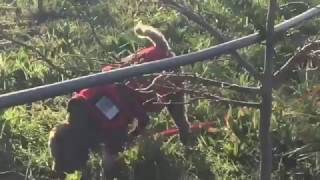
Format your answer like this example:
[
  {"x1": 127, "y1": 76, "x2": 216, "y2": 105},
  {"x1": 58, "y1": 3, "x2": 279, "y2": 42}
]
[{"x1": 0, "y1": 0, "x2": 320, "y2": 179}]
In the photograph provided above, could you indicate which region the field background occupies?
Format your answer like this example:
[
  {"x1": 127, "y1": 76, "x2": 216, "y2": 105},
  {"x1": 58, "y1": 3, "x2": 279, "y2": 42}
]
[{"x1": 0, "y1": 0, "x2": 320, "y2": 179}]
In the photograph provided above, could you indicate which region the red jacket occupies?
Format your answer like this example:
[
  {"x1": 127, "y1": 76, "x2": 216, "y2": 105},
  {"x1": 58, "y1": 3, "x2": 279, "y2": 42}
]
[
  {"x1": 72, "y1": 84, "x2": 149, "y2": 136},
  {"x1": 103, "y1": 45, "x2": 175, "y2": 112},
  {"x1": 131, "y1": 45, "x2": 171, "y2": 63},
  {"x1": 72, "y1": 45, "x2": 172, "y2": 136}
]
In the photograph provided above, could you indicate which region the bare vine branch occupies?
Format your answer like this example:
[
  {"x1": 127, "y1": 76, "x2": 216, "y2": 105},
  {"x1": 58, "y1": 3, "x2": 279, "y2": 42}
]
[
  {"x1": 273, "y1": 40, "x2": 320, "y2": 88},
  {"x1": 139, "y1": 82, "x2": 260, "y2": 108},
  {"x1": 146, "y1": 73, "x2": 261, "y2": 94},
  {"x1": 160, "y1": 0, "x2": 261, "y2": 80},
  {"x1": 0, "y1": 170, "x2": 24, "y2": 177},
  {"x1": 183, "y1": 89, "x2": 260, "y2": 108}
]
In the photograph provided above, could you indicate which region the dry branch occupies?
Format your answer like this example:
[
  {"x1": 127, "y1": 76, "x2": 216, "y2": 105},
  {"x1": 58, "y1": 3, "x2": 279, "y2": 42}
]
[
  {"x1": 161, "y1": 0, "x2": 261, "y2": 80},
  {"x1": 143, "y1": 73, "x2": 261, "y2": 94},
  {"x1": 273, "y1": 40, "x2": 320, "y2": 88},
  {"x1": 137, "y1": 83, "x2": 260, "y2": 108},
  {"x1": 0, "y1": 170, "x2": 24, "y2": 177},
  {"x1": 182, "y1": 89, "x2": 260, "y2": 108}
]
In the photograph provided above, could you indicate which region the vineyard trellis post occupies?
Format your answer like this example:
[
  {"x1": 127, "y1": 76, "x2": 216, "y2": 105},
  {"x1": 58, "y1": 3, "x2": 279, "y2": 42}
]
[{"x1": 260, "y1": 1, "x2": 277, "y2": 179}]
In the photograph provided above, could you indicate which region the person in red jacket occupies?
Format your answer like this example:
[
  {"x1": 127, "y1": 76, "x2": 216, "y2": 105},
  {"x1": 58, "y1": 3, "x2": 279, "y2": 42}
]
[{"x1": 49, "y1": 23, "x2": 191, "y2": 180}]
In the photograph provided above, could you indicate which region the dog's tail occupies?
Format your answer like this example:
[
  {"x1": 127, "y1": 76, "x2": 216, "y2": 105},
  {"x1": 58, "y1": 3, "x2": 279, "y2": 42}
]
[{"x1": 134, "y1": 22, "x2": 171, "y2": 51}]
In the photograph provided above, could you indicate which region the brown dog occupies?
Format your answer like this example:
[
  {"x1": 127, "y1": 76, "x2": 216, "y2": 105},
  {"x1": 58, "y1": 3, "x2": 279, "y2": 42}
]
[{"x1": 49, "y1": 23, "x2": 191, "y2": 179}]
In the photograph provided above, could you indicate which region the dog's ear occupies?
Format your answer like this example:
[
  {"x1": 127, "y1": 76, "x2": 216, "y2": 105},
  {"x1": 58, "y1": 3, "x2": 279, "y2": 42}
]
[
  {"x1": 67, "y1": 98, "x2": 89, "y2": 127},
  {"x1": 67, "y1": 98, "x2": 86, "y2": 113}
]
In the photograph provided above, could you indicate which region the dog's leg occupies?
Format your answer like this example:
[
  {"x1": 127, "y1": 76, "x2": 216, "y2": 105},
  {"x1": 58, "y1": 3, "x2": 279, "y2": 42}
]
[
  {"x1": 103, "y1": 150, "x2": 119, "y2": 180},
  {"x1": 166, "y1": 91, "x2": 192, "y2": 145},
  {"x1": 102, "y1": 128, "x2": 128, "y2": 180}
]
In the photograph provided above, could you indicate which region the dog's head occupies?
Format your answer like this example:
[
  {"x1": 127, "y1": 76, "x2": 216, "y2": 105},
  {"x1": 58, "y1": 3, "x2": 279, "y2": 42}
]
[
  {"x1": 67, "y1": 98, "x2": 91, "y2": 127},
  {"x1": 48, "y1": 98, "x2": 96, "y2": 178},
  {"x1": 48, "y1": 123, "x2": 90, "y2": 179}
]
